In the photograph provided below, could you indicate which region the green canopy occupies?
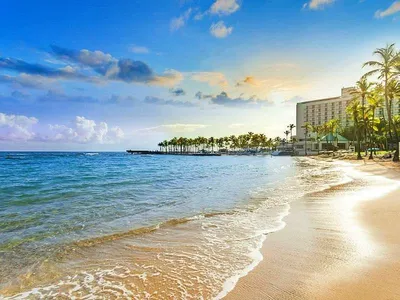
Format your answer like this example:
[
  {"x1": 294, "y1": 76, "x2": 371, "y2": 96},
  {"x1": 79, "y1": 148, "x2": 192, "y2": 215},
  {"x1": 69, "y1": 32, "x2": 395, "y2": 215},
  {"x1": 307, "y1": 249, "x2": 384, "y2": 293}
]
[{"x1": 320, "y1": 133, "x2": 349, "y2": 142}]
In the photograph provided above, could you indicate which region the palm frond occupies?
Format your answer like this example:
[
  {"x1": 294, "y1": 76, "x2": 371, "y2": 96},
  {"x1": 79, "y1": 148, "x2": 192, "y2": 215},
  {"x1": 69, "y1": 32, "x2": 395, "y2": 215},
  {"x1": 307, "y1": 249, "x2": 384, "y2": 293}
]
[
  {"x1": 363, "y1": 69, "x2": 380, "y2": 78},
  {"x1": 363, "y1": 61, "x2": 383, "y2": 68}
]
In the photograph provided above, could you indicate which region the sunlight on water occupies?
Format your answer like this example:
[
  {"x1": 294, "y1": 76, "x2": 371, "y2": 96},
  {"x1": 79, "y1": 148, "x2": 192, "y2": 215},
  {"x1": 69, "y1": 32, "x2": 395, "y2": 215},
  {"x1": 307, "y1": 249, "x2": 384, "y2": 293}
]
[{"x1": 0, "y1": 153, "x2": 382, "y2": 299}]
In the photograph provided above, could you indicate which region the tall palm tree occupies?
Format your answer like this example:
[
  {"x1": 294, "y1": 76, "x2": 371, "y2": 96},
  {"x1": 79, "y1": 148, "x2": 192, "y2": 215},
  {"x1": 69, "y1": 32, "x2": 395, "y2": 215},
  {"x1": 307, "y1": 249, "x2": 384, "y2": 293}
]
[
  {"x1": 312, "y1": 125, "x2": 323, "y2": 154},
  {"x1": 208, "y1": 137, "x2": 215, "y2": 153},
  {"x1": 346, "y1": 98, "x2": 363, "y2": 160},
  {"x1": 303, "y1": 122, "x2": 312, "y2": 155},
  {"x1": 351, "y1": 77, "x2": 374, "y2": 145},
  {"x1": 326, "y1": 119, "x2": 341, "y2": 149},
  {"x1": 162, "y1": 140, "x2": 169, "y2": 153},
  {"x1": 273, "y1": 137, "x2": 281, "y2": 150},
  {"x1": 287, "y1": 124, "x2": 296, "y2": 141},
  {"x1": 283, "y1": 130, "x2": 290, "y2": 144},
  {"x1": 229, "y1": 135, "x2": 237, "y2": 151},
  {"x1": 366, "y1": 87, "x2": 384, "y2": 159},
  {"x1": 321, "y1": 122, "x2": 330, "y2": 149},
  {"x1": 363, "y1": 43, "x2": 400, "y2": 161}
]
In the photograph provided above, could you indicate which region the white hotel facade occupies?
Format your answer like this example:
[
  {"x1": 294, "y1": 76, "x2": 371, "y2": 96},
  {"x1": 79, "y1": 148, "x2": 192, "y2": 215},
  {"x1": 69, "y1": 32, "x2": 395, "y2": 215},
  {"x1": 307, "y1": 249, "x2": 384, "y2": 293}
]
[
  {"x1": 296, "y1": 87, "x2": 400, "y2": 141},
  {"x1": 296, "y1": 87, "x2": 354, "y2": 140}
]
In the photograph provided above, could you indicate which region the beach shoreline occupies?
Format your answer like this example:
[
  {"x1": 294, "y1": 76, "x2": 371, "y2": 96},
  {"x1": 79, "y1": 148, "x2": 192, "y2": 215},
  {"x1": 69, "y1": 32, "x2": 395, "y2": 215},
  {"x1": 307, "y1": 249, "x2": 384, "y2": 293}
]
[{"x1": 225, "y1": 158, "x2": 400, "y2": 300}]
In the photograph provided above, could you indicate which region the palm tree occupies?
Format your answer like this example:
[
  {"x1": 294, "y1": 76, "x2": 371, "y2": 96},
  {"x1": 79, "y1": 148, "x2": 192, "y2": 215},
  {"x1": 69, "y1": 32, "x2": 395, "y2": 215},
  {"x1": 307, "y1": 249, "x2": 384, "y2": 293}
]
[
  {"x1": 326, "y1": 119, "x2": 340, "y2": 149},
  {"x1": 229, "y1": 135, "x2": 238, "y2": 151},
  {"x1": 223, "y1": 136, "x2": 231, "y2": 152},
  {"x1": 366, "y1": 87, "x2": 384, "y2": 159},
  {"x1": 273, "y1": 137, "x2": 281, "y2": 150},
  {"x1": 208, "y1": 137, "x2": 215, "y2": 153},
  {"x1": 216, "y1": 138, "x2": 224, "y2": 151},
  {"x1": 287, "y1": 124, "x2": 296, "y2": 142},
  {"x1": 321, "y1": 122, "x2": 330, "y2": 150},
  {"x1": 351, "y1": 77, "x2": 374, "y2": 146},
  {"x1": 283, "y1": 130, "x2": 290, "y2": 144},
  {"x1": 346, "y1": 99, "x2": 363, "y2": 160},
  {"x1": 363, "y1": 43, "x2": 400, "y2": 161},
  {"x1": 312, "y1": 125, "x2": 323, "y2": 154},
  {"x1": 303, "y1": 122, "x2": 312, "y2": 155}
]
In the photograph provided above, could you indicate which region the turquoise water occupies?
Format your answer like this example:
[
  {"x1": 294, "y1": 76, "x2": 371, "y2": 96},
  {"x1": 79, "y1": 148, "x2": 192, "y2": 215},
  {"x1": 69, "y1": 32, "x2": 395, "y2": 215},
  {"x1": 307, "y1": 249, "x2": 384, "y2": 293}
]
[
  {"x1": 0, "y1": 152, "x2": 292, "y2": 251},
  {"x1": 0, "y1": 153, "x2": 339, "y2": 298}
]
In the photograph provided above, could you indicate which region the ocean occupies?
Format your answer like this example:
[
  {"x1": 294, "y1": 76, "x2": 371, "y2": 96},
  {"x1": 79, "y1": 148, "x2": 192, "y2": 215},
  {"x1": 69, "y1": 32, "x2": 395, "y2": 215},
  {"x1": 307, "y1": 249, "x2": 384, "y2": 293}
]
[{"x1": 0, "y1": 152, "x2": 344, "y2": 299}]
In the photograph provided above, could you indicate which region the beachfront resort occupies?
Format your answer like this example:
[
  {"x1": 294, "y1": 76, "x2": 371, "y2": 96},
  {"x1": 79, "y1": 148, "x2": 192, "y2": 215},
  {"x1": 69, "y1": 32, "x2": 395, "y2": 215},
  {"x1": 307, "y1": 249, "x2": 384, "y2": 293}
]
[
  {"x1": 3, "y1": 1, "x2": 400, "y2": 299},
  {"x1": 134, "y1": 44, "x2": 400, "y2": 161}
]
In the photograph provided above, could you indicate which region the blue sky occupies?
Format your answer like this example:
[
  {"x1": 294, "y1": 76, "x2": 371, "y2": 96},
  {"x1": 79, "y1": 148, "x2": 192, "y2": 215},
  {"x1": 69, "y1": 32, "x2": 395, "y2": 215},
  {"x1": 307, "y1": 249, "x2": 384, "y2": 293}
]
[{"x1": 1, "y1": 0, "x2": 400, "y2": 150}]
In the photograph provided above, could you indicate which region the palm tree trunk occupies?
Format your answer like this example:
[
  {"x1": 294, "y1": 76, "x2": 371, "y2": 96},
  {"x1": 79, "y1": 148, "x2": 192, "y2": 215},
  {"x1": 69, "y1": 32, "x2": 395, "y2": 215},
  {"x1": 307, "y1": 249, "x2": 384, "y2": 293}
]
[
  {"x1": 362, "y1": 95, "x2": 367, "y2": 152},
  {"x1": 369, "y1": 112, "x2": 375, "y2": 159},
  {"x1": 385, "y1": 74, "x2": 399, "y2": 161},
  {"x1": 390, "y1": 98, "x2": 400, "y2": 161},
  {"x1": 356, "y1": 117, "x2": 362, "y2": 160}
]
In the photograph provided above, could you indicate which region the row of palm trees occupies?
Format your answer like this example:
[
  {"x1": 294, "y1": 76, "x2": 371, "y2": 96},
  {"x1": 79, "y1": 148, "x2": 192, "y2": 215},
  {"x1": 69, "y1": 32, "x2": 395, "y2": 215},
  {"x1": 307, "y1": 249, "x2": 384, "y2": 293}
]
[
  {"x1": 301, "y1": 44, "x2": 400, "y2": 161},
  {"x1": 158, "y1": 44, "x2": 400, "y2": 159},
  {"x1": 345, "y1": 44, "x2": 400, "y2": 161},
  {"x1": 157, "y1": 133, "x2": 282, "y2": 153}
]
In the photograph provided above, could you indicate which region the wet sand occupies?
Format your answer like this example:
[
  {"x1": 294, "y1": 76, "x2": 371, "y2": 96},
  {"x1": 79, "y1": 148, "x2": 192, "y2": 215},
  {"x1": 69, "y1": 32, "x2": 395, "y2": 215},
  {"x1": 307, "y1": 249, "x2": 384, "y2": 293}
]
[{"x1": 226, "y1": 160, "x2": 400, "y2": 300}]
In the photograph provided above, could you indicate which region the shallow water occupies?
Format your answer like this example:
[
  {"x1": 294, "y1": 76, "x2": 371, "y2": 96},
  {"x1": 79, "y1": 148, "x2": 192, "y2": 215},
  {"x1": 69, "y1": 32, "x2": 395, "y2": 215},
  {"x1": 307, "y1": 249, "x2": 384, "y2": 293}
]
[{"x1": 0, "y1": 153, "x2": 345, "y2": 298}]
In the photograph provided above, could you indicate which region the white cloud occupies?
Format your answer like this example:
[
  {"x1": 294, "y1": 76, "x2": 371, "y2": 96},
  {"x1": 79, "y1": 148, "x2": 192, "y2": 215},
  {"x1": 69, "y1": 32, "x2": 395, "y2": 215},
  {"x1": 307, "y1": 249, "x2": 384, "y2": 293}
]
[
  {"x1": 201, "y1": 91, "x2": 274, "y2": 107},
  {"x1": 189, "y1": 71, "x2": 229, "y2": 87},
  {"x1": 210, "y1": 0, "x2": 240, "y2": 15},
  {"x1": 0, "y1": 112, "x2": 38, "y2": 141},
  {"x1": 210, "y1": 21, "x2": 233, "y2": 38},
  {"x1": 0, "y1": 73, "x2": 56, "y2": 90},
  {"x1": 236, "y1": 76, "x2": 263, "y2": 87},
  {"x1": 151, "y1": 69, "x2": 184, "y2": 87},
  {"x1": 130, "y1": 45, "x2": 150, "y2": 54},
  {"x1": 48, "y1": 116, "x2": 124, "y2": 144},
  {"x1": 0, "y1": 113, "x2": 124, "y2": 144},
  {"x1": 235, "y1": 74, "x2": 308, "y2": 93},
  {"x1": 375, "y1": 1, "x2": 400, "y2": 18},
  {"x1": 77, "y1": 49, "x2": 115, "y2": 66},
  {"x1": 304, "y1": 0, "x2": 335, "y2": 10},
  {"x1": 170, "y1": 8, "x2": 192, "y2": 31},
  {"x1": 194, "y1": 12, "x2": 206, "y2": 20}
]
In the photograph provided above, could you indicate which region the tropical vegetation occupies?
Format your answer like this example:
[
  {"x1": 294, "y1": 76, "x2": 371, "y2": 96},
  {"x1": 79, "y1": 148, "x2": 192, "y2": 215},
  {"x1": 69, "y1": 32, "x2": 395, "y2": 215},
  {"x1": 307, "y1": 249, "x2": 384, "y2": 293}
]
[
  {"x1": 157, "y1": 133, "x2": 278, "y2": 154},
  {"x1": 156, "y1": 44, "x2": 400, "y2": 160},
  {"x1": 303, "y1": 44, "x2": 400, "y2": 161}
]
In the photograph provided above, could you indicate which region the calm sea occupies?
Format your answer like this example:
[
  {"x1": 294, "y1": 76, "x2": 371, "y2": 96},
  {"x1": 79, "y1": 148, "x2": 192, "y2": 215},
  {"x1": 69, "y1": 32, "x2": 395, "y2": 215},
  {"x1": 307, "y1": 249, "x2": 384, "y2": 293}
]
[{"x1": 0, "y1": 152, "x2": 344, "y2": 299}]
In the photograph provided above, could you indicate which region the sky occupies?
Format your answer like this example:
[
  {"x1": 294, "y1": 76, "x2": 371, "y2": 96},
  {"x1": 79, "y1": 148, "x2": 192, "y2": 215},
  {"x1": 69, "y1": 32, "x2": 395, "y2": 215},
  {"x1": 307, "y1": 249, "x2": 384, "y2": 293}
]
[{"x1": 1, "y1": 0, "x2": 400, "y2": 151}]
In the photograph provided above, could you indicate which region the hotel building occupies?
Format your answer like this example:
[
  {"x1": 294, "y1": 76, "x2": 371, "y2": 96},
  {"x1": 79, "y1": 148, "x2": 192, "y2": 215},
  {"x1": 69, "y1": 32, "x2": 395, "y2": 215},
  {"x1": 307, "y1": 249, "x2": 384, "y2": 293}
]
[
  {"x1": 296, "y1": 87, "x2": 400, "y2": 140},
  {"x1": 296, "y1": 87, "x2": 354, "y2": 140}
]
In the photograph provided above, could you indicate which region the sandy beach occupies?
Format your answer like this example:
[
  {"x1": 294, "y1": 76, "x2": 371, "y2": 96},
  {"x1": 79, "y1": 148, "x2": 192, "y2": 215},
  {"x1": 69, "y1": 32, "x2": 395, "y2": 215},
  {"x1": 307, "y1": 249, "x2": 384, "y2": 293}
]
[{"x1": 226, "y1": 159, "x2": 400, "y2": 300}]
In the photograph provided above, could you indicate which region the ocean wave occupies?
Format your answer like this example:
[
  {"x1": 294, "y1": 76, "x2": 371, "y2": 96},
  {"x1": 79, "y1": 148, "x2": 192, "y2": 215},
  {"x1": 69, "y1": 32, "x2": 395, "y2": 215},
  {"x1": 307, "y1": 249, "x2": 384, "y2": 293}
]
[
  {"x1": 0, "y1": 156, "x2": 349, "y2": 299},
  {"x1": 1, "y1": 203, "x2": 291, "y2": 299}
]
